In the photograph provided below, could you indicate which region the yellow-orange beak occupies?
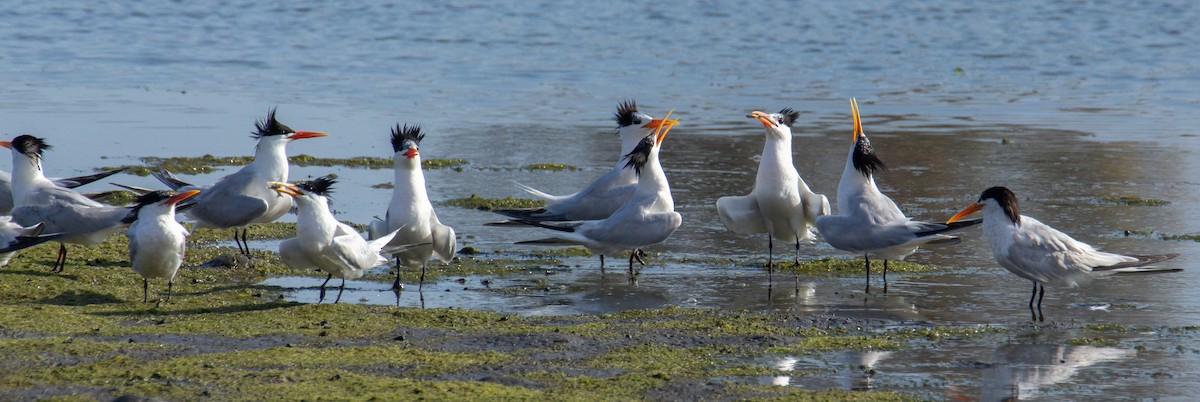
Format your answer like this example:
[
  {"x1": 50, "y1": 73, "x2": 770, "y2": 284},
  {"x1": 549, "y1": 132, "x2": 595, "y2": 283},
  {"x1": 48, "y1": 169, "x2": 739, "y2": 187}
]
[
  {"x1": 850, "y1": 98, "x2": 864, "y2": 142},
  {"x1": 268, "y1": 181, "x2": 303, "y2": 197},
  {"x1": 641, "y1": 118, "x2": 679, "y2": 130},
  {"x1": 747, "y1": 111, "x2": 778, "y2": 128},
  {"x1": 651, "y1": 109, "x2": 677, "y2": 144},
  {"x1": 289, "y1": 130, "x2": 329, "y2": 140},
  {"x1": 166, "y1": 189, "x2": 201, "y2": 205},
  {"x1": 0, "y1": 141, "x2": 10, "y2": 149},
  {"x1": 946, "y1": 203, "x2": 983, "y2": 224}
]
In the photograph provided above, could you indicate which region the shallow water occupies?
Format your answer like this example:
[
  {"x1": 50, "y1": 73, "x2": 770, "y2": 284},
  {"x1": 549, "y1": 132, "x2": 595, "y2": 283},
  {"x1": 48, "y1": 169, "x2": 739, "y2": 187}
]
[{"x1": 3, "y1": 0, "x2": 1199, "y2": 398}]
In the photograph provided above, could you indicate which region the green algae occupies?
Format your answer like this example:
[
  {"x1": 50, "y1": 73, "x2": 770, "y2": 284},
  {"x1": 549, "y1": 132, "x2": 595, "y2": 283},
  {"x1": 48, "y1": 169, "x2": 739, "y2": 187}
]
[
  {"x1": 102, "y1": 154, "x2": 469, "y2": 176},
  {"x1": 370, "y1": 182, "x2": 394, "y2": 189},
  {"x1": 767, "y1": 336, "x2": 905, "y2": 353},
  {"x1": 442, "y1": 194, "x2": 545, "y2": 211},
  {"x1": 1162, "y1": 233, "x2": 1200, "y2": 242},
  {"x1": 1067, "y1": 337, "x2": 1120, "y2": 347},
  {"x1": 524, "y1": 163, "x2": 578, "y2": 171},
  {"x1": 777, "y1": 257, "x2": 944, "y2": 277},
  {"x1": 1100, "y1": 195, "x2": 1170, "y2": 206}
]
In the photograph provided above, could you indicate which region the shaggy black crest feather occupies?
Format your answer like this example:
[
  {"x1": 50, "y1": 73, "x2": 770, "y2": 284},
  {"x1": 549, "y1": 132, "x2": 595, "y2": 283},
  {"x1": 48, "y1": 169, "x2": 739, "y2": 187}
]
[
  {"x1": 851, "y1": 135, "x2": 886, "y2": 177},
  {"x1": 390, "y1": 124, "x2": 425, "y2": 153},
  {"x1": 613, "y1": 100, "x2": 640, "y2": 127},
  {"x1": 297, "y1": 175, "x2": 337, "y2": 197},
  {"x1": 622, "y1": 136, "x2": 654, "y2": 176},
  {"x1": 979, "y1": 186, "x2": 1021, "y2": 224},
  {"x1": 125, "y1": 190, "x2": 177, "y2": 223},
  {"x1": 777, "y1": 108, "x2": 800, "y2": 126},
  {"x1": 251, "y1": 108, "x2": 295, "y2": 139},
  {"x1": 11, "y1": 135, "x2": 51, "y2": 158}
]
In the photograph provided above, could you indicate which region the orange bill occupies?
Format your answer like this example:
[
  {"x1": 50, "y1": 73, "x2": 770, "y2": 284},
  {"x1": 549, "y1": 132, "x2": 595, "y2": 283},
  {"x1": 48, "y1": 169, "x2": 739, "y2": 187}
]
[
  {"x1": 290, "y1": 130, "x2": 329, "y2": 140},
  {"x1": 851, "y1": 98, "x2": 863, "y2": 142},
  {"x1": 946, "y1": 203, "x2": 983, "y2": 224},
  {"x1": 166, "y1": 189, "x2": 201, "y2": 205},
  {"x1": 747, "y1": 111, "x2": 777, "y2": 128}
]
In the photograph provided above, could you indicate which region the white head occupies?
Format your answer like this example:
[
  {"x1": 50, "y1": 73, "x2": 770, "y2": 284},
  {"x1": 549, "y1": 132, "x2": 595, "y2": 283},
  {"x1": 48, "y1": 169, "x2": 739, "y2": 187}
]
[
  {"x1": 130, "y1": 189, "x2": 201, "y2": 221},
  {"x1": 614, "y1": 100, "x2": 678, "y2": 152},
  {"x1": 251, "y1": 108, "x2": 328, "y2": 153},
  {"x1": 747, "y1": 108, "x2": 801, "y2": 140},
  {"x1": 268, "y1": 175, "x2": 336, "y2": 211},
  {"x1": 389, "y1": 123, "x2": 425, "y2": 170},
  {"x1": 1, "y1": 135, "x2": 51, "y2": 175}
]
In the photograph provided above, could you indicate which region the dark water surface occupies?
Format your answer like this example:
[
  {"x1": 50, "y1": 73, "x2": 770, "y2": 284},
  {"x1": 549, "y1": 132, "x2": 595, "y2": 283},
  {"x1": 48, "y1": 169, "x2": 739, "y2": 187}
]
[{"x1": 2, "y1": 1, "x2": 1199, "y2": 399}]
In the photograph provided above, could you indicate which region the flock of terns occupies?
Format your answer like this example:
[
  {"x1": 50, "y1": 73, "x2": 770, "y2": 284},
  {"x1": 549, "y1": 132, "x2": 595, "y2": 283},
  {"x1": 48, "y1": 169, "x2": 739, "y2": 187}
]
[{"x1": 0, "y1": 100, "x2": 1182, "y2": 321}]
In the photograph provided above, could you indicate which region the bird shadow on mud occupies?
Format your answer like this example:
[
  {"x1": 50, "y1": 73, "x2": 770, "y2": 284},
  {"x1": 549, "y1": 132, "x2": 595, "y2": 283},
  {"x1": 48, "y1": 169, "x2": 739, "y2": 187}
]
[
  {"x1": 40, "y1": 290, "x2": 125, "y2": 306},
  {"x1": 87, "y1": 300, "x2": 305, "y2": 317}
]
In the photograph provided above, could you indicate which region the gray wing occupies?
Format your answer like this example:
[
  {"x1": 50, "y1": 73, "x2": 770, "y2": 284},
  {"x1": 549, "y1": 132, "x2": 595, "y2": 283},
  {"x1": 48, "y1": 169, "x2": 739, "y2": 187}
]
[
  {"x1": 24, "y1": 185, "x2": 107, "y2": 208},
  {"x1": 330, "y1": 232, "x2": 384, "y2": 271},
  {"x1": 716, "y1": 193, "x2": 767, "y2": 234},
  {"x1": 13, "y1": 204, "x2": 130, "y2": 235},
  {"x1": 188, "y1": 189, "x2": 269, "y2": 228},
  {"x1": 430, "y1": 211, "x2": 456, "y2": 262},
  {"x1": 279, "y1": 237, "x2": 317, "y2": 270},
  {"x1": 578, "y1": 210, "x2": 682, "y2": 248}
]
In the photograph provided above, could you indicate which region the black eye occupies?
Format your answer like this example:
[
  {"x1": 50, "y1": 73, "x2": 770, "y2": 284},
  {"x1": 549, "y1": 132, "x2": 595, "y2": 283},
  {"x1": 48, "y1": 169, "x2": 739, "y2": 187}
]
[{"x1": 633, "y1": 118, "x2": 642, "y2": 125}]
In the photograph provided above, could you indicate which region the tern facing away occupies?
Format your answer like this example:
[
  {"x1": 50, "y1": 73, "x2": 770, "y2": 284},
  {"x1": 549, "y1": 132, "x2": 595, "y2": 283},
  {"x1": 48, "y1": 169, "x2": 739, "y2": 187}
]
[
  {"x1": 505, "y1": 111, "x2": 682, "y2": 273},
  {"x1": 947, "y1": 186, "x2": 1181, "y2": 321},
  {"x1": 495, "y1": 100, "x2": 678, "y2": 222},
  {"x1": 274, "y1": 176, "x2": 422, "y2": 303},
  {"x1": 4, "y1": 135, "x2": 136, "y2": 272},
  {"x1": 814, "y1": 99, "x2": 980, "y2": 293},
  {"x1": 717, "y1": 108, "x2": 830, "y2": 280},
  {"x1": 152, "y1": 108, "x2": 327, "y2": 257},
  {"x1": 366, "y1": 125, "x2": 456, "y2": 290},
  {"x1": 127, "y1": 189, "x2": 201, "y2": 303}
]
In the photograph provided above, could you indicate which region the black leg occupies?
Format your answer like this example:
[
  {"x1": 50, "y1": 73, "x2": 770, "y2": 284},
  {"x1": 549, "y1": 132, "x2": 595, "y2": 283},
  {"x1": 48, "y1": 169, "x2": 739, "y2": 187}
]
[
  {"x1": 167, "y1": 280, "x2": 173, "y2": 302},
  {"x1": 599, "y1": 254, "x2": 606, "y2": 275},
  {"x1": 1029, "y1": 281, "x2": 1038, "y2": 321},
  {"x1": 633, "y1": 249, "x2": 646, "y2": 266},
  {"x1": 241, "y1": 228, "x2": 252, "y2": 258},
  {"x1": 864, "y1": 254, "x2": 871, "y2": 294},
  {"x1": 794, "y1": 237, "x2": 801, "y2": 265},
  {"x1": 53, "y1": 244, "x2": 67, "y2": 273},
  {"x1": 883, "y1": 259, "x2": 889, "y2": 294},
  {"x1": 334, "y1": 277, "x2": 345, "y2": 304},
  {"x1": 143, "y1": 278, "x2": 149, "y2": 303},
  {"x1": 627, "y1": 251, "x2": 635, "y2": 274},
  {"x1": 391, "y1": 256, "x2": 402, "y2": 291},
  {"x1": 318, "y1": 274, "x2": 332, "y2": 303},
  {"x1": 419, "y1": 261, "x2": 426, "y2": 287},
  {"x1": 1036, "y1": 284, "x2": 1045, "y2": 322},
  {"x1": 232, "y1": 229, "x2": 244, "y2": 255},
  {"x1": 767, "y1": 235, "x2": 775, "y2": 280}
]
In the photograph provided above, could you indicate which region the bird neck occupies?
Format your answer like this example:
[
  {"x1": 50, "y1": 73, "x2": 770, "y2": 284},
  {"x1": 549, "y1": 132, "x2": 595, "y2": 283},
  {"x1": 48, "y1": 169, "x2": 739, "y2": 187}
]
[
  {"x1": 392, "y1": 155, "x2": 429, "y2": 203},
  {"x1": 136, "y1": 203, "x2": 177, "y2": 223},
  {"x1": 10, "y1": 152, "x2": 49, "y2": 207},
  {"x1": 251, "y1": 138, "x2": 291, "y2": 181},
  {"x1": 634, "y1": 150, "x2": 673, "y2": 209},
  {"x1": 616, "y1": 129, "x2": 651, "y2": 170},
  {"x1": 295, "y1": 197, "x2": 337, "y2": 238},
  {"x1": 835, "y1": 145, "x2": 877, "y2": 212},
  {"x1": 757, "y1": 135, "x2": 794, "y2": 175}
]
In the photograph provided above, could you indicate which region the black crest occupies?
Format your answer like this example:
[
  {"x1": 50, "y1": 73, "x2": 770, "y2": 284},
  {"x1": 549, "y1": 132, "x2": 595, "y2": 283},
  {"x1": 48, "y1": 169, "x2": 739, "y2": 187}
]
[
  {"x1": 297, "y1": 175, "x2": 336, "y2": 197},
  {"x1": 777, "y1": 108, "x2": 800, "y2": 127},
  {"x1": 11, "y1": 135, "x2": 51, "y2": 158},
  {"x1": 613, "y1": 100, "x2": 640, "y2": 127},
  {"x1": 979, "y1": 186, "x2": 1021, "y2": 224},
  {"x1": 622, "y1": 136, "x2": 654, "y2": 176},
  {"x1": 252, "y1": 108, "x2": 295, "y2": 139},
  {"x1": 390, "y1": 123, "x2": 425, "y2": 153},
  {"x1": 851, "y1": 134, "x2": 886, "y2": 177},
  {"x1": 124, "y1": 190, "x2": 176, "y2": 223}
]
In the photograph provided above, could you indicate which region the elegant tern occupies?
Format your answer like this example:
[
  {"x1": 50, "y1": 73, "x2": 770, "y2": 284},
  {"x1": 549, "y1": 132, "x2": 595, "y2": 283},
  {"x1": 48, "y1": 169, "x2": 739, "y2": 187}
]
[
  {"x1": 4, "y1": 135, "x2": 137, "y2": 272},
  {"x1": 151, "y1": 108, "x2": 327, "y2": 257},
  {"x1": 814, "y1": 99, "x2": 980, "y2": 293},
  {"x1": 0, "y1": 167, "x2": 126, "y2": 215},
  {"x1": 127, "y1": 189, "x2": 201, "y2": 302},
  {"x1": 366, "y1": 124, "x2": 456, "y2": 290},
  {"x1": 273, "y1": 176, "x2": 423, "y2": 303},
  {"x1": 947, "y1": 186, "x2": 1181, "y2": 321},
  {"x1": 506, "y1": 110, "x2": 682, "y2": 274},
  {"x1": 717, "y1": 108, "x2": 830, "y2": 280}
]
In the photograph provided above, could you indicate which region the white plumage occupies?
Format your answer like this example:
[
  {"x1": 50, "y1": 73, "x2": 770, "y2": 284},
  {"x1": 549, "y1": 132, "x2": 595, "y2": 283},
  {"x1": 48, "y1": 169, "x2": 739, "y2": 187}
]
[{"x1": 127, "y1": 190, "x2": 200, "y2": 302}]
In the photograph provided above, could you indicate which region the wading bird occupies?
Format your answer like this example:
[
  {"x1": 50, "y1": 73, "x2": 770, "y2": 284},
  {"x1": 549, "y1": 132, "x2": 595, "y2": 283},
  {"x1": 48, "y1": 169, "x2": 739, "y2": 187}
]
[
  {"x1": 274, "y1": 176, "x2": 422, "y2": 303},
  {"x1": 152, "y1": 108, "x2": 327, "y2": 257},
  {"x1": 815, "y1": 99, "x2": 979, "y2": 293},
  {"x1": 126, "y1": 189, "x2": 201, "y2": 302},
  {"x1": 947, "y1": 186, "x2": 1180, "y2": 321},
  {"x1": 717, "y1": 108, "x2": 829, "y2": 281},
  {"x1": 367, "y1": 125, "x2": 456, "y2": 290}
]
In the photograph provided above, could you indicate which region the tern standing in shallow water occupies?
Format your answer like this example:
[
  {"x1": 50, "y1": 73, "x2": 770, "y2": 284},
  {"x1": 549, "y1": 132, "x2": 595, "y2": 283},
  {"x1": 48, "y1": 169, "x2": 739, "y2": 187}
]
[
  {"x1": 717, "y1": 108, "x2": 829, "y2": 281},
  {"x1": 274, "y1": 176, "x2": 420, "y2": 303},
  {"x1": 4, "y1": 135, "x2": 134, "y2": 272},
  {"x1": 152, "y1": 108, "x2": 327, "y2": 257},
  {"x1": 947, "y1": 186, "x2": 1180, "y2": 321},
  {"x1": 815, "y1": 99, "x2": 980, "y2": 293},
  {"x1": 367, "y1": 125, "x2": 456, "y2": 290},
  {"x1": 506, "y1": 111, "x2": 682, "y2": 274},
  {"x1": 127, "y1": 189, "x2": 200, "y2": 303}
]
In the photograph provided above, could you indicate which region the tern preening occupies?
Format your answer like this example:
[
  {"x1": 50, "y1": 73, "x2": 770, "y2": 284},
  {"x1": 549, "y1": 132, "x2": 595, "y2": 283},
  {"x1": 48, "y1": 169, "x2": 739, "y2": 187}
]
[
  {"x1": 495, "y1": 100, "x2": 678, "y2": 221},
  {"x1": 0, "y1": 168, "x2": 126, "y2": 215},
  {"x1": 717, "y1": 108, "x2": 830, "y2": 280},
  {"x1": 814, "y1": 99, "x2": 980, "y2": 293},
  {"x1": 366, "y1": 124, "x2": 456, "y2": 290},
  {"x1": 151, "y1": 108, "x2": 327, "y2": 257},
  {"x1": 947, "y1": 186, "x2": 1181, "y2": 321},
  {"x1": 273, "y1": 176, "x2": 421, "y2": 303},
  {"x1": 4, "y1": 135, "x2": 137, "y2": 272},
  {"x1": 505, "y1": 111, "x2": 682, "y2": 274},
  {"x1": 127, "y1": 189, "x2": 201, "y2": 303}
]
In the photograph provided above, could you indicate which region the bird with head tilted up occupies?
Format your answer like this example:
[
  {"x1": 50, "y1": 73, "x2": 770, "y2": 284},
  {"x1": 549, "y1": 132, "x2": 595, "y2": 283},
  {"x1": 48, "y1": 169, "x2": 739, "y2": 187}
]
[
  {"x1": 151, "y1": 108, "x2": 327, "y2": 258},
  {"x1": 3, "y1": 135, "x2": 138, "y2": 273},
  {"x1": 717, "y1": 108, "x2": 830, "y2": 281},
  {"x1": 366, "y1": 124, "x2": 456, "y2": 290},
  {"x1": 126, "y1": 189, "x2": 201, "y2": 303},
  {"x1": 947, "y1": 186, "x2": 1181, "y2": 321},
  {"x1": 814, "y1": 99, "x2": 981, "y2": 293},
  {"x1": 274, "y1": 176, "x2": 425, "y2": 303},
  {"x1": 501, "y1": 111, "x2": 682, "y2": 274}
]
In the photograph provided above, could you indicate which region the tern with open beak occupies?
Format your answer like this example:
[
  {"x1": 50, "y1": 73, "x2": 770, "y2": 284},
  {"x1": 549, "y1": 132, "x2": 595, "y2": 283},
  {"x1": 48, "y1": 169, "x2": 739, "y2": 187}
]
[{"x1": 947, "y1": 186, "x2": 1180, "y2": 321}]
